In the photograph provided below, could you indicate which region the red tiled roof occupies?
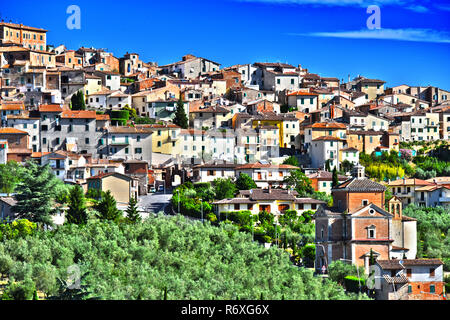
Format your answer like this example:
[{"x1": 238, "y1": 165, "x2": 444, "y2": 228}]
[
  {"x1": 39, "y1": 104, "x2": 63, "y2": 113},
  {"x1": 61, "y1": 110, "x2": 97, "y2": 119},
  {"x1": 236, "y1": 163, "x2": 298, "y2": 170},
  {"x1": 287, "y1": 91, "x2": 318, "y2": 96},
  {"x1": 0, "y1": 128, "x2": 28, "y2": 134}
]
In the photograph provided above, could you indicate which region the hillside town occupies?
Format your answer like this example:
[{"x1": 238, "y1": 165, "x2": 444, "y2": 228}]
[{"x1": 0, "y1": 20, "x2": 449, "y2": 301}]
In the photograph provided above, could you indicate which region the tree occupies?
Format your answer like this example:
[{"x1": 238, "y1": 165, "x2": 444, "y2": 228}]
[
  {"x1": 126, "y1": 197, "x2": 141, "y2": 223},
  {"x1": 66, "y1": 185, "x2": 89, "y2": 225},
  {"x1": 12, "y1": 161, "x2": 59, "y2": 226},
  {"x1": 71, "y1": 91, "x2": 86, "y2": 111},
  {"x1": 332, "y1": 167, "x2": 339, "y2": 188},
  {"x1": 325, "y1": 160, "x2": 331, "y2": 172},
  {"x1": 94, "y1": 191, "x2": 122, "y2": 222},
  {"x1": 283, "y1": 169, "x2": 314, "y2": 197},
  {"x1": 213, "y1": 178, "x2": 237, "y2": 200},
  {"x1": 173, "y1": 96, "x2": 188, "y2": 129},
  {"x1": 236, "y1": 173, "x2": 257, "y2": 190},
  {"x1": 282, "y1": 156, "x2": 299, "y2": 167},
  {"x1": 0, "y1": 161, "x2": 25, "y2": 195}
]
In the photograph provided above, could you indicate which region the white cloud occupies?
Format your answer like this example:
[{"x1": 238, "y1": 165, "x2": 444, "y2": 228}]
[
  {"x1": 235, "y1": 0, "x2": 413, "y2": 7},
  {"x1": 406, "y1": 5, "x2": 429, "y2": 12},
  {"x1": 289, "y1": 28, "x2": 450, "y2": 43}
]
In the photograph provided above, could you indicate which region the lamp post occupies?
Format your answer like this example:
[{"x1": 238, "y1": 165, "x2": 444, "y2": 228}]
[
  {"x1": 200, "y1": 198, "x2": 203, "y2": 223},
  {"x1": 316, "y1": 244, "x2": 328, "y2": 274}
]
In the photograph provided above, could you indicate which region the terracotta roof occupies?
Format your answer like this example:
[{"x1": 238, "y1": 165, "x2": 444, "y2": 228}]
[
  {"x1": 254, "y1": 62, "x2": 295, "y2": 68},
  {"x1": 235, "y1": 163, "x2": 298, "y2": 170},
  {"x1": 340, "y1": 147, "x2": 359, "y2": 152},
  {"x1": 312, "y1": 136, "x2": 345, "y2": 142},
  {"x1": 0, "y1": 101, "x2": 25, "y2": 110},
  {"x1": 95, "y1": 114, "x2": 110, "y2": 121},
  {"x1": 190, "y1": 105, "x2": 230, "y2": 113},
  {"x1": 305, "y1": 122, "x2": 347, "y2": 129},
  {"x1": 0, "y1": 128, "x2": 28, "y2": 134},
  {"x1": 0, "y1": 22, "x2": 47, "y2": 32},
  {"x1": 31, "y1": 152, "x2": 51, "y2": 158},
  {"x1": 39, "y1": 104, "x2": 63, "y2": 113},
  {"x1": 358, "y1": 78, "x2": 386, "y2": 84},
  {"x1": 388, "y1": 178, "x2": 434, "y2": 187},
  {"x1": 287, "y1": 91, "x2": 318, "y2": 96},
  {"x1": 61, "y1": 110, "x2": 97, "y2": 119}
]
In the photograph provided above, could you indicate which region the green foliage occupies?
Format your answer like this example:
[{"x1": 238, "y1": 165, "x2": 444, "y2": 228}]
[
  {"x1": 283, "y1": 169, "x2": 314, "y2": 197},
  {"x1": 122, "y1": 105, "x2": 137, "y2": 119},
  {"x1": 1, "y1": 278, "x2": 36, "y2": 300},
  {"x1": 66, "y1": 186, "x2": 88, "y2": 225},
  {"x1": 344, "y1": 276, "x2": 366, "y2": 293},
  {"x1": 282, "y1": 156, "x2": 299, "y2": 167},
  {"x1": 12, "y1": 161, "x2": 60, "y2": 226},
  {"x1": 235, "y1": 173, "x2": 257, "y2": 191},
  {"x1": 134, "y1": 117, "x2": 156, "y2": 125},
  {"x1": 332, "y1": 167, "x2": 339, "y2": 188},
  {"x1": 125, "y1": 197, "x2": 141, "y2": 223},
  {"x1": 360, "y1": 151, "x2": 410, "y2": 181},
  {"x1": 86, "y1": 188, "x2": 102, "y2": 200},
  {"x1": 111, "y1": 110, "x2": 130, "y2": 121},
  {"x1": 0, "y1": 161, "x2": 25, "y2": 195},
  {"x1": 0, "y1": 217, "x2": 369, "y2": 300},
  {"x1": 403, "y1": 204, "x2": 450, "y2": 271},
  {"x1": 70, "y1": 91, "x2": 86, "y2": 111},
  {"x1": 327, "y1": 261, "x2": 365, "y2": 286},
  {"x1": 94, "y1": 191, "x2": 122, "y2": 222},
  {"x1": 173, "y1": 96, "x2": 189, "y2": 129},
  {"x1": 212, "y1": 178, "x2": 237, "y2": 200},
  {"x1": 340, "y1": 160, "x2": 354, "y2": 173},
  {"x1": 300, "y1": 244, "x2": 315, "y2": 267},
  {"x1": 0, "y1": 219, "x2": 37, "y2": 240},
  {"x1": 413, "y1": 156, "x2": 450, "y2": 178}
]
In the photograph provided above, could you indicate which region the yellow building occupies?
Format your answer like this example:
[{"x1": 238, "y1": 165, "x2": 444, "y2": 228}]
[
  {"x1": 83, "y1": 74, "x2": 103, "y2": 96},
  {"x1": 356, "y1": 79, "x2": 385, "y2": 101},
  {"x1": 86, "y1": 172, "x2": 135, "y2": 207},
  {"x1": 250, "y1": 114, "x2": 300, "y2": 149},
  {"x1": 136, "y1": 124, "x2": 181, "y2": 155}
]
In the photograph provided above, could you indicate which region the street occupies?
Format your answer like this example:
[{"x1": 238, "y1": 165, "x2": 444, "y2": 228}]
[{"x1": 138, "y1": 192, "x2": 173, "y2": 218}]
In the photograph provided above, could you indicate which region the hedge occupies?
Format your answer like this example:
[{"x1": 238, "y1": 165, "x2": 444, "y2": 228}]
[
  {"x1": 111, "y1": 110, "x2": 130, "y2": 120},
  {"x1": 344, "y1": 276, "x2": 366, "y2": 293}
]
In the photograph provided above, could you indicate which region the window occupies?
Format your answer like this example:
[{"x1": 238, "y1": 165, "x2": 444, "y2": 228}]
[
  {"x1": 157, "y1": 141, "x2": 161, "y2": 147},
  {"x1": 362, "y1": 200, "x2": 369, "y2": 206},
  {"x1": 430, "y1": 284, "x2": 435, "y2": 293},
  {"x1": 135, "y1": 148, "x2": 142, "y2": 154},
  {"x1": 85, "y1": 124, "x2": 89, "y2": 131},
  {"x1": 125, "y1": 148, "x2": 129, "y2": 154},
  {"x1": 408, "y1": 285, "x2": 412, "y2": 293},
  {"x1": 291, "y1": 79, "x2": 294, "y2": 85},
  {"x1": 277, "y1": 79, "x2": 280, "y2": 85},
  {"x1": 367, "y1": 226, "x2": 376, "y2": 239},
  {"x1": 85, "y1": 138, "x2": 90, "y2": 144},
  {"x1": 43, "y1": 138, "x2": 47, "y2": 144}
]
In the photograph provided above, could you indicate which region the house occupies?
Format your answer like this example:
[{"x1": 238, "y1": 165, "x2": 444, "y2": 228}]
[
  {"x1": 235, "y1": 162, "x2": 299, "y2": 188},
  {"x1": 355, "y1": 78, "x2": 385, "y2": 100},
  {"x1": 138, "y1": 123, "x2": 181, "y2": 156},
  {"x1": 124, "y1": 160, "x2": 149, "y2": 196},
  {"x1": 286, "y1": 91, "x2": 319, "y2": 113},
  {"x1": 253, "y1": 62, "x2": 300, "y2": 95},
  {"x1": 104, "y1": 126, "x2": 153, "y2": 163},
  {"x1": 86, "y1": 172, "x2": 136, "y2": 207},
  {"x1": 55, "y1": 50, "x2": 83, "y2": 69},
  {"x1": 373, "y1": 259, "x2": 445, "y2": 300},
  {"x1": 414, "y1": 184, "x2": 450, "y2": 208},
  {"x1": 160, "y1": 54, "x2": 221, "y2": 79},
  {"x1": 119, "y1": 52, "x2": 146, "y2": 77},
  {"x1": 0, "y1": 22, "x2": 47, "y2": 50},
  {"x1": 192, "y1": 162, "x2": 237, "y2": 183},
  {"x1": 213, "y1": 188, "x2": 325, "y2": 219},
  {"x1": 189, "y1": 105, "x2": 231, "y2": 129},
  {"x1": 400, "y1": 111, "x2": 440, "y2": 142},
  {"x1": 314, "y1": 165, "x2": 417, "y2": 274},
  {"x1": 0, "y1": 127, "x2": 32, "y2": 162},
  {"x1": 303, "y1": 122, "x2": 347, "y2": 153},
  {"x1": 346, "y1": 130, "x2": 384, "y2": 155},
  {"x1": 307, "y1": 170, "x2": 349, "y2": 195},
  {"x1": 6, "y1": 112, "x2": 40, "y2": 153},
  {"x1": 388, "y1": 178, "x2": 434, "y2": 208},
  {"x1": 340, "y1": 147, "x2": 360, "y2": 166},
  {"x1": 179, "y1": 129, "x2": 209, "y2": 162},
  {"x1": 310, "y1": 136, "x2": 346, "y2": 171}
]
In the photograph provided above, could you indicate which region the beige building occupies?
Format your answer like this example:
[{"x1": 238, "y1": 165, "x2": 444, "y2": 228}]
[
  {"x1": 356, "y1": 78, "x2": 385, "y2": 101},
  {"x1": 86, "y1": 172, "x2": 136, "y2": 207}
]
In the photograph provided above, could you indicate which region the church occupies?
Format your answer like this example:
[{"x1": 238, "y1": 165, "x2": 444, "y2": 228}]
[{"x1": 314, "y1": 165, "x2": 417, "y2": 274}]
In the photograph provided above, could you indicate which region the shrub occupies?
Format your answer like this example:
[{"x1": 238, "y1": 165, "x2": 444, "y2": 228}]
[{"x1": 344, "y1": 276, "x2": 366, "y2": 293}]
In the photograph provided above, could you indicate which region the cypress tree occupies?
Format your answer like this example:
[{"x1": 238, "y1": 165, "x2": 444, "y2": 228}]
[
  {"x1": 173, "y1": 96, "x2": 188, "y2": 129},
  {"x1": 332, "y1": 166, "x2": 339, "y2": 188},
  {"x1": 66, "y1": 185, "x2": 88, "y2": 225}
]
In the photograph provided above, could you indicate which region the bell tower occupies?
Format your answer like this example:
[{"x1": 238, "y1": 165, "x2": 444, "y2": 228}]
[{"x1": 388, "y1": 196, "x2": 402, "y2": 220}]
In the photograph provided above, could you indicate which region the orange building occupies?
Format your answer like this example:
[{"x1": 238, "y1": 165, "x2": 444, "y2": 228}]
[{"x1": 0, "y1": 22, "x2": 47, "y2": 50}]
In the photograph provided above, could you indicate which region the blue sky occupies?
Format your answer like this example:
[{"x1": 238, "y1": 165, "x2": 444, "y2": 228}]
[{"x1": 1, "y1": 0, "x2": 450, "y2": 89}]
